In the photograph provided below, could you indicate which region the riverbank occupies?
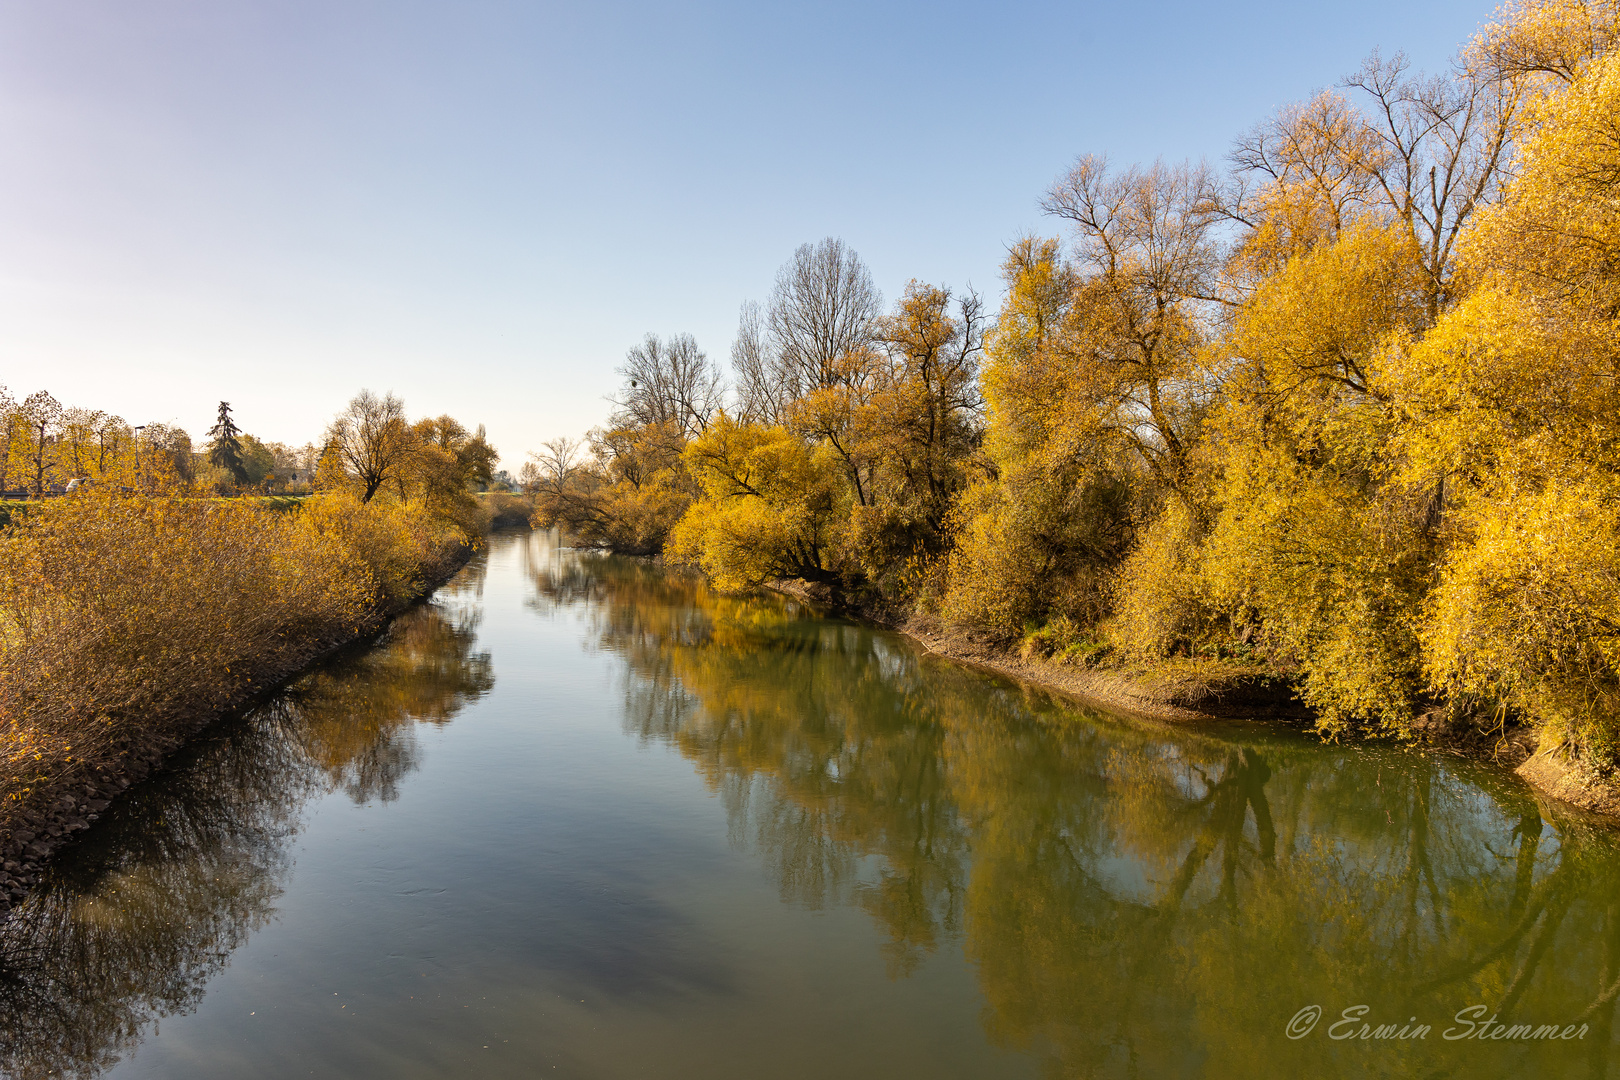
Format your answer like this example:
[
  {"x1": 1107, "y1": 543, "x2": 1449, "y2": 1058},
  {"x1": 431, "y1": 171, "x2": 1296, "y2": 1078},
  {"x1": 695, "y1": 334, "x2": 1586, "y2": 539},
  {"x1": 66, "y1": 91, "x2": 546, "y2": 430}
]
[
  {"x1": 0, "y1": 492, "x2": 487, "y2": 915},
  {"x1": 765, "y1": 578, "x2": 1620, "y2": 822},
  {"x1": 912, "y1": 618, "x2": 1620, "y2": 821},
  {"x1": 900, "y1": 611, "x2": 1304, "y2": 722},
  {"x1": 766, "y1": 578, "x2": 1302, "y2": 721},
  {"x1": 0, "y1": 542, "x2": 472, "y2": 915}
]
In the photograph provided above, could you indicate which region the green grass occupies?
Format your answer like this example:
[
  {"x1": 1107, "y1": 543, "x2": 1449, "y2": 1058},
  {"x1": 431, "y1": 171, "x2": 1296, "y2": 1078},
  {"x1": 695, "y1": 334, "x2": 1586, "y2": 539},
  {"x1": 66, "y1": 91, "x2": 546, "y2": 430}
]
[
  {"x1": 0, "y1": 500, "x2": 33, "y2": 529},
  {"x1": 248, "y1": 495, "x2": 309, "y2": 513}
]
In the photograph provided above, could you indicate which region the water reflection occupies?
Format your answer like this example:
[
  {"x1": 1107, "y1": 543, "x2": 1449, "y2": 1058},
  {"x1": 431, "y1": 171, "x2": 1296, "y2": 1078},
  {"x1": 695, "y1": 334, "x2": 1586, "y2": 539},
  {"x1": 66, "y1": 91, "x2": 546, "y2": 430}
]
[
  {"x1": 0, "y1": 571, "x2": 493, "y2": 1080},
  {"x1": 5, "y1": 536, "x2": 1618, "y2": 1080},
  {"x1": 527, "y1": 540, "x2": 1620, "y2": 1077}
]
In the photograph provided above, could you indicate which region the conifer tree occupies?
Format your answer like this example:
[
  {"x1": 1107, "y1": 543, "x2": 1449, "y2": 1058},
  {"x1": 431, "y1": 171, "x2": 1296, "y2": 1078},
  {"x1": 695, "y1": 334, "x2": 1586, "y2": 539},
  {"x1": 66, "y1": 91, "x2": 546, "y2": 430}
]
[{"x1": 208, "y1": 401, "x2": 248, "y2": 486}]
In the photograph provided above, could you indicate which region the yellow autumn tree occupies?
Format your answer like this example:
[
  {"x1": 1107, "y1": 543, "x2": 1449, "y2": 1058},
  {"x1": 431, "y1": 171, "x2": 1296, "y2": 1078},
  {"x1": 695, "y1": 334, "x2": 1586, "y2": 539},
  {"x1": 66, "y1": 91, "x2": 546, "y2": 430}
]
[
  {"x1": 843, "y1": 280, "x2": 985, "y2": 596},
  {"x1": 1191, "y1": 223, "x2": 1436, "y2": 733},
  {"x1": 942, "y1": 238, "x2": 1135, "y2": 640},
  {"x1": 528, "y1": 422, "x2": 696, "y2": 556},
  {"x1": 944, "y1": 155, "x2": 1223, "y2": 643},
  {"x1": 1393, "y1": 45, "x2": 1620, "y2": 761},
  {"x1": 667, "y1": 414, "x2": 854, "y2": 591}
]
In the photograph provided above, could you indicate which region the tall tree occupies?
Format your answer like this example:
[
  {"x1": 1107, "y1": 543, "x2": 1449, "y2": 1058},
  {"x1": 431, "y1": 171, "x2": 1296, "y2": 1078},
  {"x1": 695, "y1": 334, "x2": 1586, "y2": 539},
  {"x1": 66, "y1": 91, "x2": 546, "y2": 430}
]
[
  {"x1": 59, "y1": 409, "x2": 111, "y2": 478},
  {"x1": 730, "y1": 301, "x2": 784, "y2": 424},
  {"x1": 403, "y1": 415, "x2": 498, "y2": 504},
  {"x1": 0, "y1": 385, "x2": 15, "y2": 493},
  {"x1": 612, "y1": 333, "x2": 724, "y2": 439},
  {"x1": 734, "y1": 238, "x2": 883, "y2": 409},
  {"x1": 1226, "y1": 51, "x2": 1523, "y2": 324},
  {"x1": 19, "y1": 392, "x2": 63, "y2": 496},
  {"x1": 1037, "y1": 156, "x2": 1224, "y2": 496},
  {"x1": 325, "y1": 390, "x2": 411, "y2": 502},
  {"x1": 207, "y1": 401, "x2": 248, "y2": 486},
  {"x1": 1391, "y1": 39, "x2": 1620, "y2": 758},
  {"x1": 142, "y1": 423, "x2": 195, "y2": 485},
  {"x1": 870, "y1": 281, "x2": 987, "y2": 539}
]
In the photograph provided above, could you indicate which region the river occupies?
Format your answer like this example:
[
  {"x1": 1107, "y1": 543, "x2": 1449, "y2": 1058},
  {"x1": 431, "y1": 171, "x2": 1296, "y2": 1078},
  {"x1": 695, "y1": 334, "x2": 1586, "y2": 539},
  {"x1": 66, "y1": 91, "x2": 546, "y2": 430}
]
[{"x1": 1, "y1": 529, "x2": 1616, "y2": 1078}]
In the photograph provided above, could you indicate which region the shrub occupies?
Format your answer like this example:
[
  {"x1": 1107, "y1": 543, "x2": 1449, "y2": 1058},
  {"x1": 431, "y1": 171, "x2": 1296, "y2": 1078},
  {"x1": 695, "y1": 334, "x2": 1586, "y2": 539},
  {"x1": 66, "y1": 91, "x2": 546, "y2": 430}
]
[
  {"x1": 1200, "y1": 445, "x2": 1431, "y2": 737},
  {"x1": 941, "y1": 461, "x2": 1134, "y2": 641},
  {"x1": 1424, "y1": 482, "x2": 1620, "y2": 765},
  {"x1": 0, "y1": 490, "x2": 468, "y2": 808},
  {"x1": 1109, "y1": 498, "x2": 1216, "y2": 662}
]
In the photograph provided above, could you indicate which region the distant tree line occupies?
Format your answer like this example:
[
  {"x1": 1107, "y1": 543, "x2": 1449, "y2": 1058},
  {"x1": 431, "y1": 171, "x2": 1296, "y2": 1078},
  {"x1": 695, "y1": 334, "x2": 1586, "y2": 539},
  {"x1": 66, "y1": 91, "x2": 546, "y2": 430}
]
[
  {"x1": 0, "y1": 390, "x2": 318, "y2": 496},
  {"x1": 0, "y1": 390, "x2": 497, "y2": 519}
]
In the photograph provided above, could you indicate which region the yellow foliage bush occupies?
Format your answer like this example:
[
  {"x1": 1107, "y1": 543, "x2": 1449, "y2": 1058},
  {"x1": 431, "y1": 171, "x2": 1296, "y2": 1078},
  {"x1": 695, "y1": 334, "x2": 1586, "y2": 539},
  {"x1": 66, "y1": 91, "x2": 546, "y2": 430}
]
[
  {"x1": 939, "y1": 481, "x2": 1045, "y2": 637},
  {"x1": 1424, "y1": 482, "x2": 1620, "y2": 761},
  {"x1": 1200, "y1": 444, "x2": 1432, "y2": 735},
  {"x1": 301, "y1": 491, "x2": 462, "y2": 607},
  {"x1": 669, "y1": 416, "x2": 853, "y2": 591},
  {"x1": 941, "y1": 461, "x2": 1132, "y2": 641},
  {"x1": 0, "y1": 490, "x2": 469, "y2": 806},
  {"x1": 1109, "y1": 499, "x2": 1216, "y2": 661}
]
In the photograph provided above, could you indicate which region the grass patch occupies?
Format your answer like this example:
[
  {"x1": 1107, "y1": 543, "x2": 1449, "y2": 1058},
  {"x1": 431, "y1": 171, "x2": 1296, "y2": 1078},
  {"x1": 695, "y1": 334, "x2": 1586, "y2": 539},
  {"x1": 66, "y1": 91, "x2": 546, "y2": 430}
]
[{"x1": 0, "y1": 501, "x2": 32, "y2": 529}]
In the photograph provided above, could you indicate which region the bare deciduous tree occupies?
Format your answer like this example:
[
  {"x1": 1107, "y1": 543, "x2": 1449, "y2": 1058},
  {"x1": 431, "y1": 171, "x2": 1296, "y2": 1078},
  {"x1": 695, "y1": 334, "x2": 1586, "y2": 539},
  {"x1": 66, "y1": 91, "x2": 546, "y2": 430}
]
[
  {"x1": 1343, "y1": 51, "x2": 1522, "y2": 320},
  {"x1": 326, "y1": 390, "x2": 410, "y2": 502},
  {"x1": 1226, "y1": 50, "x2": 1523, "y2": 322},
  {"x1": 727, "y1": 238, "x2": 884, "y2": 423},
  {"x1": 730, "y1": 301, "x2": 784, "y2": 424},
  {"x1": 1225, "y1": 91, "x2": 1391, "y2": 253},
  {"x1": 612, "y1": 333, "x2": 724, "y2": 439},
  {"x1": 524, "y1": 437, "x2": 582, "y2": 494},
  {"x1": 1039, "y1": 156, "x2": 1225, "y2": 492},
  {"x1": 767, "y1": 237, "x2": 883, "y2": 397},
  {"x1": 18, "y1": 392, "x2": 63, "y2": 496}
]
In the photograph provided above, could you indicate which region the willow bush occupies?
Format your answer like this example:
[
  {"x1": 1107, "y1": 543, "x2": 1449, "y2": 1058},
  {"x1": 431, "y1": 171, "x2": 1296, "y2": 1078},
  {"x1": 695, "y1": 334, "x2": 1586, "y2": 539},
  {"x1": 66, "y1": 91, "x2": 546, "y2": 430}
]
[{"x1": 0, "y1": 490, "x2": 470, "y2": 808}]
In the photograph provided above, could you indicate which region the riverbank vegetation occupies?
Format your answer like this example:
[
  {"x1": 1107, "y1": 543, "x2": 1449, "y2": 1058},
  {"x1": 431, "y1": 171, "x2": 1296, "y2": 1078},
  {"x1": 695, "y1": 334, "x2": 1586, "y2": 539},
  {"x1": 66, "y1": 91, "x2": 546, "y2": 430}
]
[
  {"x1": 0, "y1": 585, "x2": 493, "y2": 1079},
  {"x1": 0, "y1": 390, "x2": 501, "y2": 908},
  {"x1": 531, "y1": 0, "x2": 1620, "y2": 777}
]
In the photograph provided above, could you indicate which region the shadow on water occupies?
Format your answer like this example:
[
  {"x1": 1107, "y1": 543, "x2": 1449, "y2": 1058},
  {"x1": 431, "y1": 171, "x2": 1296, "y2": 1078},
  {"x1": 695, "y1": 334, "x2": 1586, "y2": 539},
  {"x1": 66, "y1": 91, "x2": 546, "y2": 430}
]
[
  {"x1": 0, "y1": 560, "x2": 493, "y2": 1080},
  {"x1": 527, "y1": 538, "x2": 1620, "y2": 1079}
]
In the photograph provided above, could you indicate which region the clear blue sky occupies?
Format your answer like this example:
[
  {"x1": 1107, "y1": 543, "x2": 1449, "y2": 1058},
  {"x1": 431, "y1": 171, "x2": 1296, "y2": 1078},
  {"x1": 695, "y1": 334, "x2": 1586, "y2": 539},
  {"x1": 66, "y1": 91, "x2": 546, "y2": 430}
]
[{"x1": 1, "y1": 0, "x2": 1499, "y2": 465}]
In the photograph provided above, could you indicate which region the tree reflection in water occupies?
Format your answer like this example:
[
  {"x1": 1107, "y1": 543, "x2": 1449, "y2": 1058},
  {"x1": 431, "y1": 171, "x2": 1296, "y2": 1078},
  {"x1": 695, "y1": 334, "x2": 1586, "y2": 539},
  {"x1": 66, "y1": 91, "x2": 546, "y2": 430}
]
[
  {"x1": 529, "y1": 541, "x2": 1620, "y2": 1078},
  {"x1": 0, "y1": 569, "x2": 493, "y2": 1080}
]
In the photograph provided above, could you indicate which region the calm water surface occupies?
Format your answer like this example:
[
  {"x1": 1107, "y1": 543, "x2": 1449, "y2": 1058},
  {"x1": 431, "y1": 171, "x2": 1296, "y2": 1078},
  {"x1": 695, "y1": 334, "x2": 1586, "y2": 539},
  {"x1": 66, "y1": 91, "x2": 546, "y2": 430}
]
[{"x1": 3, "y1": 530, "x2": 1619, "y2": 1078}]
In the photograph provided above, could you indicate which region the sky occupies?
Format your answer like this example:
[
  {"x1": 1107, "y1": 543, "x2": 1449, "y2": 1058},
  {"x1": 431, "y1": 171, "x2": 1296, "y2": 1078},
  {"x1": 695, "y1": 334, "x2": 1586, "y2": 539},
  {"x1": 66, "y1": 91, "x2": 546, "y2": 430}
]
[{"x1": 0, "y1": 0, "x2": 1501, "y2": 468}]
